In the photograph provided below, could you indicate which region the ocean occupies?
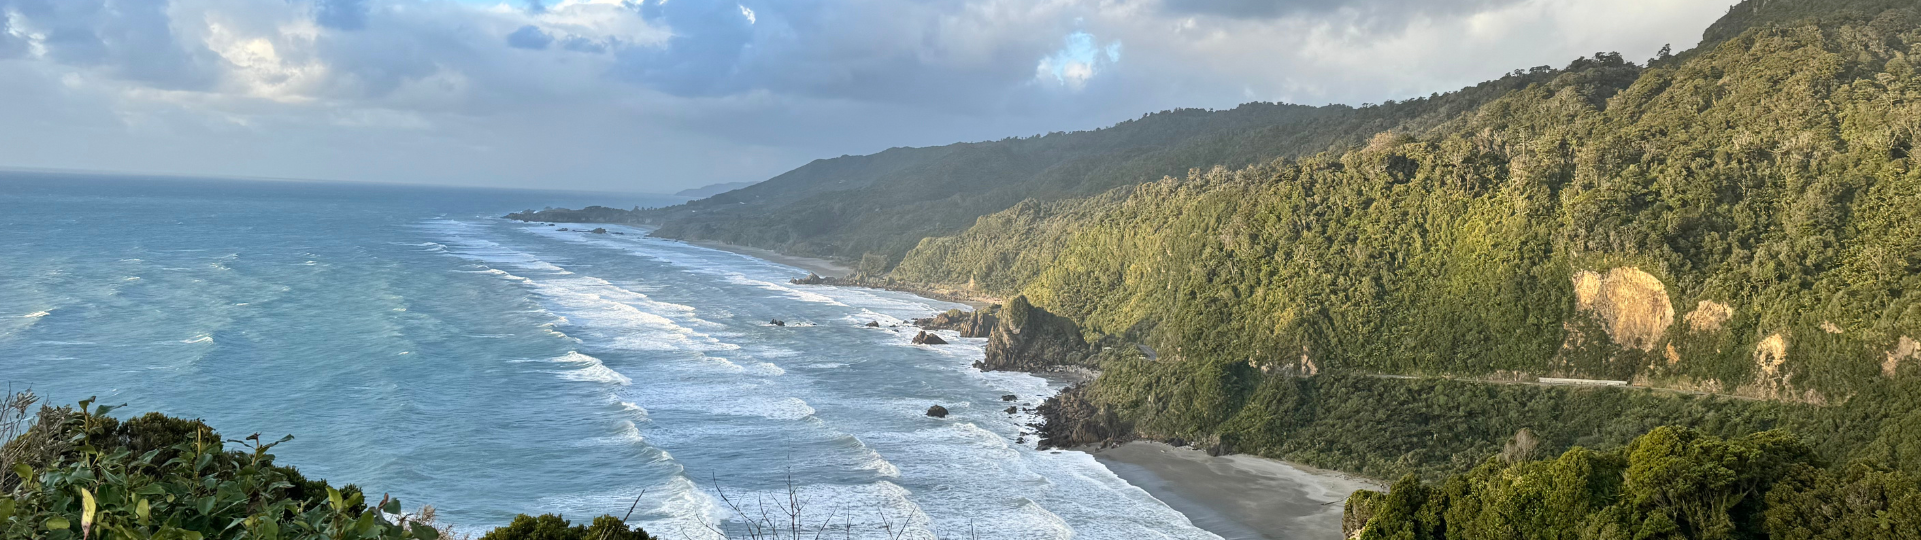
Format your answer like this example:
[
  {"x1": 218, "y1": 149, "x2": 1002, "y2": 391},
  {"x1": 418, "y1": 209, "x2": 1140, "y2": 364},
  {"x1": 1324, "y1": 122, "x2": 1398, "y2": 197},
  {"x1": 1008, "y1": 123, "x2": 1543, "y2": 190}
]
[{"x1": 0, "y1": 173, "x2": 1219, "y2": 539}]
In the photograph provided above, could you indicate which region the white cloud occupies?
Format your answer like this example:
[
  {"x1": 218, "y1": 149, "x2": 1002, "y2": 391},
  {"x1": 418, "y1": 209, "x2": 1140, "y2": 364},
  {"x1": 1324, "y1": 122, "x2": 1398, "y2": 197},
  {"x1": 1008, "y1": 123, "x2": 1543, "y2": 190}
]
[
  {"x1": 0, "y1": 0, "x2": 1740, "y2": 191},
  {"x1": 1036, "y1": 30, "x2": 1121, "y2": 89}
]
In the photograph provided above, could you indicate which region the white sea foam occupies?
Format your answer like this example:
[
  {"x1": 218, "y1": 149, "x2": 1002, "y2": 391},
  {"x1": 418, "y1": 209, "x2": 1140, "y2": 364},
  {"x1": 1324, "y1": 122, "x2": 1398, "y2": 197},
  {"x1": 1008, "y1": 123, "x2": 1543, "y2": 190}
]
[
  {"x1": 553, "y1": 351, "x2": 632, "y2": 386},
  {"x1": 179, "y1": 334, "x2": 213, "y2": 344},
  {"x1": 24, "y1": 310, "x2": 49, "y2": 318}
]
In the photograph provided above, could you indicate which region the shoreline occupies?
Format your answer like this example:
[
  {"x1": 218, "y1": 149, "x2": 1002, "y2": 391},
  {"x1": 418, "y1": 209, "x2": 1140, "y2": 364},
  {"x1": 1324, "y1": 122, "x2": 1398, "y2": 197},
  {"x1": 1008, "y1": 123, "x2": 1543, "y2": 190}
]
[
  {"x1": 589, "y1": 222, "x2": 1371, "y2": 538},
  {"x1": 1087, "y1": 442, "x2": 1383, "y2": 540},
  {"x1": 547, "y1": 220, "x2": 855, "y2": 278},
  {"x1": 676, "y1": 237, "x2": 855, "y2": 279}
]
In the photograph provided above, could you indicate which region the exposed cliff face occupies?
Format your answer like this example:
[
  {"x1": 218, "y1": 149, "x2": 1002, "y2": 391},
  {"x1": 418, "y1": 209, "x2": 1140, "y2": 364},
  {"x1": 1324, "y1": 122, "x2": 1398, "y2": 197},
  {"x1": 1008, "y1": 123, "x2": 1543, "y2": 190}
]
[
  {"x1": 978, "y1": 296, "x2": 1094, "y2": 372},
  {"x1": 1571, "y1": 268, "x2": 1674, "y2": 352}
]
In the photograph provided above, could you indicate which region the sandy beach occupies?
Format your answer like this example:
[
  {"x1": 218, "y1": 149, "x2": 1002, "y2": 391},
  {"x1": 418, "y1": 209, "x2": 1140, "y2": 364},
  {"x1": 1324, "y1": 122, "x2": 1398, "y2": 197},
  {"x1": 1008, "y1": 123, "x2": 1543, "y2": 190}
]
[
  {"x1": 678, "y1": 238, "x2": 855, "y2": 278},
  {"x1": 1089, "y1": 442, "x2": 1383, "y2": 540}
]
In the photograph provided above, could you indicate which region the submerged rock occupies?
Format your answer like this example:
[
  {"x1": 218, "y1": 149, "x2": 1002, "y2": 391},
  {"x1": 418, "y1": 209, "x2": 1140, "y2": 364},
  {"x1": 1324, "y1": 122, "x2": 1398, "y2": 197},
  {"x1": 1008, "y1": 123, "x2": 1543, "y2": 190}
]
[
  {"x1": 770, "y1": 319, "x2": 786, "y2": 327},
  {"x1": 865, "y1": 321, "x2": 881, "y2": 328},
  {"x1": 591, "y1": 228, "x2": 608, "y2": 234},
  {"x1": 1004, "y1": 406, "x2": 1018, "y2": 414},
  {"x1": 1001, "y1": 394, "x2": 1017, "y2": 401},
  {"x1": 925, "y1": 405, "x2": 949, "y2": 418},
  {"x1": 912, "y1": 331, "x2": 948, "y2": 345}
]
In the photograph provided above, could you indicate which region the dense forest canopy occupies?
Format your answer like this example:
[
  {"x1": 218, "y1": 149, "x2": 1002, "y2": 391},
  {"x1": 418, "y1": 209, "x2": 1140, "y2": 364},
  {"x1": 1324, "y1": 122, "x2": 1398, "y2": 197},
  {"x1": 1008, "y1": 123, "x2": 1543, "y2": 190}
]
[
  {"x1": 898, "y1": 1, "x2": 1921, "y2": 403},
  {"x1": 518, "y1": 67, "x2": 1589, "y2": 264}
]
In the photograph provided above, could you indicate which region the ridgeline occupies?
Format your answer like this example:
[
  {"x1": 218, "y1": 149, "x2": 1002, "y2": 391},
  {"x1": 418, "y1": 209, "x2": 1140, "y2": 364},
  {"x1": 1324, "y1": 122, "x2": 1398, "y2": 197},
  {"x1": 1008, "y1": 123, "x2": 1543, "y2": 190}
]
[{"x1": 516, "y1": 0, "x2": 1921, "y2": 537}]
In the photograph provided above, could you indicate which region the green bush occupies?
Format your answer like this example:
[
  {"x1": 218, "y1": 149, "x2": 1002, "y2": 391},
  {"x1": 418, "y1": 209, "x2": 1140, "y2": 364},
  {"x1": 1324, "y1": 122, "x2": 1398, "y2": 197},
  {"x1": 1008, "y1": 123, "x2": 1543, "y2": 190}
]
[
  {"x1": 1350, "y1": 426, "x2": 1921, "y2": 540},
  {"x1": 0, "y1": 395, "x2": 651, "y2": 540}
]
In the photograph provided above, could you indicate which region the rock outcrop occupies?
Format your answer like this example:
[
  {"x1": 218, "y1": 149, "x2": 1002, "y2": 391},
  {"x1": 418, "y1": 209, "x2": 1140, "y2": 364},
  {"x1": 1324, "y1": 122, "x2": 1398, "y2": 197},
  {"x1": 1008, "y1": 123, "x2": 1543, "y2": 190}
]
[
  {"x1": 978, "y1": 296, "x2": 1093, "y2": 372},
  {"x1": 912, "y1": 331, "x2": 948, "y2": 345},
  {"x1": 925, "y1": 405, "x2": 949, "y2": 418},
  {"x1": 914, "y1": 307, "x2": 999, "y2": 338},
  {"x1": 1035, "y1": 385, "x2": 1129, "y2": 449}
]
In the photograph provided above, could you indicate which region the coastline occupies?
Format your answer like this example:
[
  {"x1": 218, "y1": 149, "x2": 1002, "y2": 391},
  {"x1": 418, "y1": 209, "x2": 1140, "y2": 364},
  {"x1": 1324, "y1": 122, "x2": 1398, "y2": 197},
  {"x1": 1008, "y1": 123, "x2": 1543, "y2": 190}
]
[
  {"x1": 1087, "y1": 442, "x2": 1383, "y2": 540},
  {"x1": 676, "y1": 237, "x2": 855, "y2": 278},
  {"x1": 616, "y1": 226, "x2": 1372, "y2": 539}
]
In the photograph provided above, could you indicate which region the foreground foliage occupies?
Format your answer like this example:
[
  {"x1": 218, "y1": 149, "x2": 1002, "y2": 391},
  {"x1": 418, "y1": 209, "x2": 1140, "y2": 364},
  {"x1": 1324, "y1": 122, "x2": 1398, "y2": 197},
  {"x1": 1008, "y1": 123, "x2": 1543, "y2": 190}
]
[
  {"x1": 0, "y1": 393, "x2": 650, "y2": 540},
  {"x1": 1349, "y1": 426, "x2": 1921, "y2": 540}
]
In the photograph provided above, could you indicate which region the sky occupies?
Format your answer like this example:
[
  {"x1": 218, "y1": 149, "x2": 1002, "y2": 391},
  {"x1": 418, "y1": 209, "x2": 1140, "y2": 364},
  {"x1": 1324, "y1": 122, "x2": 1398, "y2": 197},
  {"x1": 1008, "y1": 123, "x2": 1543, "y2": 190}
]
[{"x1": 0, "y1": 0, "x2": 1740, "y2": 193}]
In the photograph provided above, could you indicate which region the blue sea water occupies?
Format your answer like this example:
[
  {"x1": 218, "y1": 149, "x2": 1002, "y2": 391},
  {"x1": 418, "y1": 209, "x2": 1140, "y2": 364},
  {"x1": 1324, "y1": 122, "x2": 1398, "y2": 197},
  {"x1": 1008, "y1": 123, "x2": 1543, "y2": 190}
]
[{"x1": 0, "y1": 173, "x2": 1219, "y2": 539}]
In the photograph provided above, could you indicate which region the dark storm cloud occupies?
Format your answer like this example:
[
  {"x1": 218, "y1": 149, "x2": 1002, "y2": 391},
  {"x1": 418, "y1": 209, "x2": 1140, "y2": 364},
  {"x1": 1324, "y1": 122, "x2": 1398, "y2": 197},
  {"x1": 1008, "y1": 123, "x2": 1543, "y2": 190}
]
[
  {"x1": 507, "y1": 25, "x2": 555, "y2": 50},
  {"x1": 603, "y1": 0, "x2": 1064, "y2": 114},
  {"x1": 314, "y1": 0, "x2": 370, "y2": 30},
  {"x1": 616, "y1": 0, "x2": 758, "y2": 96},
  {"x1": 1, "y1": 0, "x2": 216, "y2": 89}
]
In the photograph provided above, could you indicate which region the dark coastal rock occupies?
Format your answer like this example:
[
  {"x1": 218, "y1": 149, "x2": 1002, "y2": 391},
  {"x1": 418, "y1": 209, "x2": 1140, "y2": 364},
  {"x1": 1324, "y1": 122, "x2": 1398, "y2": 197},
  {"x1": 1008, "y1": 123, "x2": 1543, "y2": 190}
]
[
  {"x1": 792, "y1": 273, "x2": 827, "y2": 285},
  {"x1": 770, "y1": 319, "x2": 786, "y2": 327},
  {"x1": 977, "y1": 296, "x2": 1093, "y2": 373},
  {"x1": 913, "y1": 307, "x2": 998, "y2": 338},
  {"x1": 503, "y1": 205, "x2": 638, "y2": 224},
  {"x1": 1035, "y1": 384, "x2": 1130, "y2": 449},
  {"x1": 591, "y1": 228, "x2": 608, "y2": 234},
  {"x1": 557, "y1": 228, "x2": 570, "y2": 231},
  {"x1": 1004, "y1": 406, "x2": 1018, "y2": 414},
  {"x1": 1001, "y1": 394, "x2": 1017, "y2": 401},
  {"x1": 912, "y1": 331, "x2": 948, "y2": 345},
  {"x1": 865, "y1": 321, "x2": 881, "y2": 328},
  {"x1": 925, "y1": 405, "x2": 949, "y2": 418}
]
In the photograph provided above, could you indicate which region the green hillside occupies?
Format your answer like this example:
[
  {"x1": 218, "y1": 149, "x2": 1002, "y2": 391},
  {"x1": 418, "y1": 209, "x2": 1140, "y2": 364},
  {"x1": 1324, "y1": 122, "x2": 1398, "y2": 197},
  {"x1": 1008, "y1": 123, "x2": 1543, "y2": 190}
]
[
  {"x1": 520, "y1": 71, "x2": 1583, "y2": 264},
  {"x1": 893, "y1": 0, "x2": 1921, "y2": 480}
]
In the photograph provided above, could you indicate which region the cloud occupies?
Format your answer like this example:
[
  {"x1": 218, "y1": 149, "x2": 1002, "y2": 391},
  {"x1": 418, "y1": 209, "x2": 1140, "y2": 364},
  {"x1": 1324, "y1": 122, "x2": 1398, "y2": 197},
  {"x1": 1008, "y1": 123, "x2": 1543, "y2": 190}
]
[
  {"x1": 1037, "y1": 31, "x2": 1121, "y2": 89},
  {"x1": 313, "y1": 0, "x2": 368, "y2": 30},
  {"x1": 0, "y1": 0, "x2": 1739, "y2": 192},
  {"x1": 506, "y1": 25, "x2": 554, "y2": 49},
  {"x1": 1158, "y1": 0, "x2": 1532, "y2": 32}
]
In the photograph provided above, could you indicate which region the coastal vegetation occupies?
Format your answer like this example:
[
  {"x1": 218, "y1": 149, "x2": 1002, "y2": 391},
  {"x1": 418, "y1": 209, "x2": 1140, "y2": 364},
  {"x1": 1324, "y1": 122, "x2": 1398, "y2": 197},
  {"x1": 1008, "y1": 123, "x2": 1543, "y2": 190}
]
[
  {"x1": 1345, "y1": 427, "x2": 1921, "y2": 540},
  {"x1": 0, "y1": 391, "x2": 649, "y2": 540},
  {"x1": 896, "y1": 0, "x2": 1921, "y2": 483},
  {"x1": 511, "y1": 0, "x2": 1921, "y2": 536}
]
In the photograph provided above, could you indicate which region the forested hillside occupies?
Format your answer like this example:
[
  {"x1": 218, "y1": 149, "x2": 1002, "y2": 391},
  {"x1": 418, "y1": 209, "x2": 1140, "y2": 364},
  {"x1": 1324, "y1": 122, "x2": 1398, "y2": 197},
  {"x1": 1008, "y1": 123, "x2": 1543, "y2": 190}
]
[
  {"x1": 901, "y1": 0, "x2": 1921, "y2": 400},
  {"x1": 516, "y1": 71, "x2": 1583, "y2": 264},
  {"x1": 889, "y1": 0, "x2": 1921, "y2": 494},
  {"x1": 517, "y1": 0, "x2": 1921, "y2": 529}
]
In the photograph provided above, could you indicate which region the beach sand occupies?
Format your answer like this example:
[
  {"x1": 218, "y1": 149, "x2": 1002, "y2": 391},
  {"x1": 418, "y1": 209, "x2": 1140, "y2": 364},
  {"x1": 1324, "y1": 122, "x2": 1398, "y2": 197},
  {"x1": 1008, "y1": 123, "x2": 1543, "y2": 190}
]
[
  {"x1": 679, "y1": 238, "x2": 854, "y2": 278},
  {"x1": 1089, "y1": 442, "x2": 1383, "y2": 540}
]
